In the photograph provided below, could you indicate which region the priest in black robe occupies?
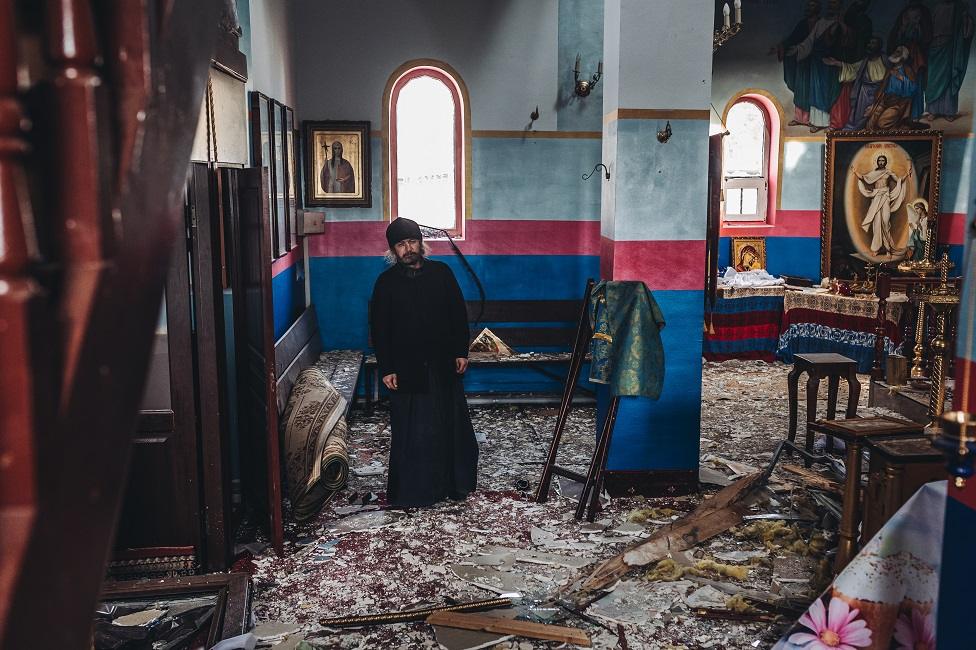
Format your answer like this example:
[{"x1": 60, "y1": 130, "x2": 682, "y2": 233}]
[{"x1": 370, "y1": 218, "x2": 478, "y2": 507}]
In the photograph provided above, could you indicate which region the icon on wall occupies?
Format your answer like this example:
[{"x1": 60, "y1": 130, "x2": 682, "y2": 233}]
[
  {"x1": 731, "y1": 237, "x2": 767, "y2": 272},
  {"x1": 822, "y1": 130, "x2": 943, "y2": 280},
  {"x1": 303, "y1": 120, "x2": 372, "y2": 208}
]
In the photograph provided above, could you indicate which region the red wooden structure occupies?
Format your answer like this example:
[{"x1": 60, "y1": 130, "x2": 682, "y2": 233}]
[{"x1": 0, "y1": 1, "x2": 220, "y2": 646}]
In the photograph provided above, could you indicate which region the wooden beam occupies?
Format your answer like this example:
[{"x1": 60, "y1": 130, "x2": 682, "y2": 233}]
[
  {"x1": 571, "y1": 473, "x2": 764, "y2": 600},
  {"x1": 426, "y1": 611, "x2": 591, "y2": 647},
  {"x1": 779, "y1": 464, "x2": 843, "y2": 495}
]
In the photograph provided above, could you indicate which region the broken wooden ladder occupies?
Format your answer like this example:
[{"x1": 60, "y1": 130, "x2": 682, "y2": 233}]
[{"x1": 534, "y1": 278, "x2": 622, "y2": 522}]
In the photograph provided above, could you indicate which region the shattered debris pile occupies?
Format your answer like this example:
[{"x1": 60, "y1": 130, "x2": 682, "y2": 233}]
[{"x1": 244, "y1": 360, "x2": 895, "y2": 649}]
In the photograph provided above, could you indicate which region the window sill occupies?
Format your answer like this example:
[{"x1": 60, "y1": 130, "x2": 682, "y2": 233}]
[{"x1": 722, "y1": 222, "x2": 773, "y2": 228}]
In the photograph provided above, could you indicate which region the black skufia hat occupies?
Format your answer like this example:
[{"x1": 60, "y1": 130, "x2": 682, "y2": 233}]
[{"x1": 386, "y1": 218, "x2": 423, "y2": 247}]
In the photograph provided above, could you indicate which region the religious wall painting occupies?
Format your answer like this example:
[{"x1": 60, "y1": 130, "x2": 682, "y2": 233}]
[
  {"x1": 303, "y1": 120, "x2": 371, "y2": 208},
  {"x1": 822, "y1": 130, "x2": 943, "y2": 280},
  {"x1": 731, "y1": 237, "x2": 767, "y2": 272},
  {"x1": 760, "y1": 0, "x2": 974, "y2": 136}
]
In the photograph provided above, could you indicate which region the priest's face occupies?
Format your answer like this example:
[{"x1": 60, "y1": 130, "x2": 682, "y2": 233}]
[
  {"x1": 394, "y1": 238, "x2": 422, "y2": 266},
  {"x1": 867, "y1": 37, "x2": 882, "y2": 56}
]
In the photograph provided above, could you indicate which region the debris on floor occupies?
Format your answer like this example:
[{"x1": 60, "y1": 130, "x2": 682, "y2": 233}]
[{"x1": 240, "y1": 361, "x2": 895, "y2": 648}]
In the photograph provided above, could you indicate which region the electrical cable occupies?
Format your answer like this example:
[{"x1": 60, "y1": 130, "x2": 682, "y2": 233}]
[{"x1": 418, "y1": 224, "x2": 487, "y2": 328}]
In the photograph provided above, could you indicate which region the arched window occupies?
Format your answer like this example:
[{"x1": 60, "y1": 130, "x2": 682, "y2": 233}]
[
  {"x1": 385, "y1": 62, "x2": 469, "y2": 236},
  {"x1": 723, "y1": 99, "x2": 771, "y2": 222}
]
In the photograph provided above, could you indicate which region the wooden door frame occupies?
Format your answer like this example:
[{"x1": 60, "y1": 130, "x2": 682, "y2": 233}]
[{"x1": 187, "y1": 163, "x2": 233, "y2": 571}]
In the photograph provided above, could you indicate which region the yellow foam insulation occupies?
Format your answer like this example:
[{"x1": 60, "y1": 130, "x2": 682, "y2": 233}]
[
  {"x1": 627, "y1": 507, "x2": 678, "y2": 523},
  {"x1": 646, "y1": 558, "x2": 749, "y2": 582},
  {"x1": 733, "y1": 520, "x2": 826, "y2": 556},
  {"x1": 725, "y1": 594, "x2": 757, "y2": 614}
]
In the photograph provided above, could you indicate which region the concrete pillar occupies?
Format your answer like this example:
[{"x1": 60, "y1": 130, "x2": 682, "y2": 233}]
[{"x1": 598, "y1": 0, "x2": 713, "y2": 494}]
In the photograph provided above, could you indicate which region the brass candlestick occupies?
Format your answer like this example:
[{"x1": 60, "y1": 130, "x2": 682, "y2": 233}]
[
  {"x1": 898, "y1": 210, "x2": 942, "y2": 382},
  {"x1": 922, "y1": 253, "x2": 959, "y2": 430}
]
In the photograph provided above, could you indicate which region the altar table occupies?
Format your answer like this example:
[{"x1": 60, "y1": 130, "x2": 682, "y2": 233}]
[
  {"x1": 702, "y1": 285, "x2": 786, "y2": 362},
  {"x1": 777, "y1": 290, "x2": 906, "y2": 373}
]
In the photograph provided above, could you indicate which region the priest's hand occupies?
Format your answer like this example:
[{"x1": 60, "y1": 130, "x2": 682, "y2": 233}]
[
  {"x1": 455, "y1": 358, "x2": 469, "y2": 375},
  {"x1": 382, "y1": 373, "x2": 398, "y2": 390}
]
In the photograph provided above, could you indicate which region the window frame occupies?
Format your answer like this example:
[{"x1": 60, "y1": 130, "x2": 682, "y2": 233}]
[
  {"x1": 384, "y1": 61, "x2": 469, "y2": 238},
  {"x1": 722, "y1": 98, "x2": 770, "y2": 223},
  {"x1": 721, "y1": 88, "x2": 785, "y2": 228}
]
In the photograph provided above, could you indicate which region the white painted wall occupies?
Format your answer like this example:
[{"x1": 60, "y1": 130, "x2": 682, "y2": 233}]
[
  {"x1": 190, "y1": 69, "x2": 249, "y2": 165},
  {"x1": 248, "y1": 0, "x2": 295, "y2": 105},
  {"x1": 288, "y1": 0, "x2": 559, "y2": 130},
  {"x1": 607, "y1": 0, "x2": 713, "y2": 111}
]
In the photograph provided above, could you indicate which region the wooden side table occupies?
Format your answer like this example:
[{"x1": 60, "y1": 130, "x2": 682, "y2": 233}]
[
  {"x1": 862, "y1": 435, "x2": 945, "y2": 541},
  {"x1": 787, "y1": 353, "x2": 861, "y2": 464},
  {"x1": 811, "y1": 416, "x2": 923, "y2": 572}
]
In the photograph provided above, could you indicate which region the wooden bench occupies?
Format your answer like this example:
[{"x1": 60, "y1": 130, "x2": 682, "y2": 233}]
[
  {"x1": 363, "y1": 299, "x2": 590, "y2": 405},
  {"x1": 275, "y1": 306, "x2": 363, "y2": 419}
]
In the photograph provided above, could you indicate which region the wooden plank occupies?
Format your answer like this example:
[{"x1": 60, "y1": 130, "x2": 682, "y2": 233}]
[
  {"x1": 469, "y1": 300, "x2": 580, "y2": 323},
  {"x1": 574, "y1": 474, "x2": 764, "y2": 599},
  {"x1": 779, "y1": 464, "x2": 843, "y2": 495},
  {"x1": 426, "y1": 611, "x2": 591, "y2": 647},
  {"x1": 188, "y1": 163, "x2": 233, "y2": 571},
  {"x1": 490, "y1": 327, "x2": 575, "y2": 348},
  {"x1": 136, "y1": 410, "x2": 175, "y2": 433}
]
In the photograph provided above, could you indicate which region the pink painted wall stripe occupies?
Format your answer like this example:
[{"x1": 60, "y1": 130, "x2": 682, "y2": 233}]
[
  {"x1": 307, "y1": 220, "x2": 601, "y2": 257},
  {"x1": 721, "y1": 210, "x2": 821, "y2": 238},
  {"x1": 940, "y1": 212, "x2": 969, "y2": 246},
  {"x1": 271, "y1": 246, "x2": 303, "y2": 277},
  {"x1": 718, "y1": 211, "x2": 969, "y2": 244},
  {"x1": 603, "y1": 238, "x2": 706, "y2": 291}
]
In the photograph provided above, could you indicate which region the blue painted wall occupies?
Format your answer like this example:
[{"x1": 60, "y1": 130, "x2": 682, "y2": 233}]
[
  {"x1": 598, "y1": 290, "x2": 704, "y2": 470},
  {"x1": 472, "y1": 138, "x2": 602, "y2": 220},
  {"x1": 556, "y1": 0, "x2": 604, "y2": 132},
  {"x1": 309, "y1": 253, "x2": 599, "y2": 392},
  {"x1": 272, "y1": 261, "x2": 305, "y2": 341}
]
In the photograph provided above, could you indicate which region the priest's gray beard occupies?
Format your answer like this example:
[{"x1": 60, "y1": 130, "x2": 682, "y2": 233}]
[{"x1": 384, "y1": 242, "x2": 429, "y2": 266}]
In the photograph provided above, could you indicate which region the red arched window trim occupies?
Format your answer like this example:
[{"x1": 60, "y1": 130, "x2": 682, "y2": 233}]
[
  {"x1": 724, "y1": 93, "x2": 781, "y2": 226},
  {"x1": 389, "y1": 66, "x2": 464, "y2": 237}
]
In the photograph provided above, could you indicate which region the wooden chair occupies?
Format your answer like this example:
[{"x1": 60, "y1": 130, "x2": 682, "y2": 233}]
[{"x1": 787, "y1": 353, "x2": 861, "y2": 463}]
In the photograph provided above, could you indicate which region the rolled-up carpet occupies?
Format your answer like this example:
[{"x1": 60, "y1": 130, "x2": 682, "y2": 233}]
[{"x1": 281, "y1": 366, "x2": 350, "y2": 522}]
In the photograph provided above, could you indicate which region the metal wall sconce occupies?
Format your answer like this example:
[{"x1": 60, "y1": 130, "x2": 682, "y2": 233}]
[
  {"x1": 574, "y1": 53, "x2": 602, "y2": 97},
  {"x1": 657, "y1": 121, "x2": 673, "y2": 143},
  {"x1": 714, "y1": 0, "x2": 742, "y2": 52},
  {"x1": 582, "y1": 163, "x2": 610, "y2": 181}
]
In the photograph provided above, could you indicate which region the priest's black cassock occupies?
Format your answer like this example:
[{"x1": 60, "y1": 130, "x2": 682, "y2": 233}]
[{"x1": 370, "y1": 258, "x2": 478, "y2": 507}]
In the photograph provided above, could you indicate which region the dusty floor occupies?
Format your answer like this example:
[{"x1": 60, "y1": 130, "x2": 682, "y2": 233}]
[{"x1": 247, "y1": 360, "x2": 889, "y2": 649}]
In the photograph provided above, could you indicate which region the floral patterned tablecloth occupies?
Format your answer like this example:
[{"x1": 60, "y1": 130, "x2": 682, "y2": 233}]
[
  {"x1": 777, "y1": 290, "x2": 907, "y2": 373},
  {"x1": 775, "y1": 480, "x2": 945, "y2": 650}
]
